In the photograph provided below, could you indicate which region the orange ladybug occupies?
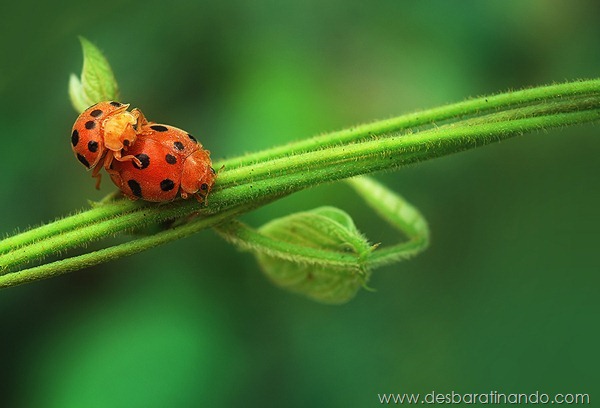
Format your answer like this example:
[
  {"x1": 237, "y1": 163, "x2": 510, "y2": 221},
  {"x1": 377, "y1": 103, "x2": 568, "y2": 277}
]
[
  {"x1": 109, "y1": 123, "x2": 216, "y2": 202},
  {"x1": 71, "y1": 101, "x2": 146, "y2": 188}
]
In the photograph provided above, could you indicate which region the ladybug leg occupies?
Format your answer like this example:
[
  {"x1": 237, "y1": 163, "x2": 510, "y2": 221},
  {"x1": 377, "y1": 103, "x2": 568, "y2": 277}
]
[
  {"x1": 92, "y1": 164, "x2": 102, "y2": 190},
  {"x1": 131, "y1": 108, "x2": 149, "y2": 128},
  {"x1": 102, "y1": 153, "x2": 120, "y2": 177},
  {"x1": 180, "y1": 191, "x2": 207, "y2": 205},
  {"x1": 112, "y1": 149, "x2": 142, "y2": 168},
  {"x1": 102, "y1": 151, "x2": 115, "y2": 174},
  {"x1": 194, "y1": 192, "x2": 207, "y2": 205}
]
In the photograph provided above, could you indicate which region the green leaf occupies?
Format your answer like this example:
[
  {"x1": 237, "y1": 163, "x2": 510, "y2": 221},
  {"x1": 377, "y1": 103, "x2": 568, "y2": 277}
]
[
  {"x1": 68, "y1": 74, "x2": 89, "y2": 114},
  {"x1": 216, "y1": 207, "x2": 375, "y2": 304},
  {"x1": 257, "y1": 207, "x2": 374, "y2": 304},
  {"x1": 213, "y1": 176, "x2": 430, "y2": 304},
  {"x1": 68, "y1": 37, "x2": 119, "y2": 113}
]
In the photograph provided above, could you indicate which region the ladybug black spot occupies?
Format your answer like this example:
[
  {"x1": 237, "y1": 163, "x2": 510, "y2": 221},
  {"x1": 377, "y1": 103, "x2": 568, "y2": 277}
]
[
  {"x1": 133, "y1": 153, "x2": 150, "y2": 170},
  {"x1": 150, "y1": 125, "x2": 168, "y2": 132},
  {"x1": 85, "y1": 120, "x2": 95, "y2": 130},
  {"x1": 160, "y1": 179, "x2": 175, "y2": 191},
  {"x1": 200, "y1": 183, "x2": 208, "y2": 191},
  {"x1": 77, "y1": 153, "x2": 90, "y2": 168},
  {"x1": 173, "y1": 141, "x2": 184, "y2": 151},
  {"x1": 110, "y1": 101, "x2": 122, "y2": 107},
  {"x1": 123, "y1": 139, "x2": 130, "y2": 147},
  {"x1": 127, "y1": 179, "x2": 143, "y2": 197},
  {"x1": 71, "y1": 129, "x2": 79, "y2": 146},
  {"x1": 88, "y1": 140, "x2": 99, "y2": 153},
  {"x1": 165, "y1": 154, "x2": 177, "y2": 164},
  {"x1": 187, "y1": 133, "x2": 197, "y2": 142},
  {"x1": 90, "y1": 109, "x2": 103, "y2": 118}
]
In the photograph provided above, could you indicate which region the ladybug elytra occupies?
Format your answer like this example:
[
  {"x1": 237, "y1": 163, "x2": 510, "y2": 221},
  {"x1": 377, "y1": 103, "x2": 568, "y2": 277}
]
[{"x1": 108, "y1": 123, "x2": 216, "y2": 202}]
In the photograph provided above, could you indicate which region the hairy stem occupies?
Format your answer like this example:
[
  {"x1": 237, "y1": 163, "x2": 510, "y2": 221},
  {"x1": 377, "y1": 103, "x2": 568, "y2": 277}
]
[
  {"x1": 0, "y1": 203, "x2": 256, "y2": 288},
  {"x1": 221, "y1": 80, "x2": 600, "y2": 169},
  {"x1": 1, "y1": 79, "x2": 599, "y2": 288}
]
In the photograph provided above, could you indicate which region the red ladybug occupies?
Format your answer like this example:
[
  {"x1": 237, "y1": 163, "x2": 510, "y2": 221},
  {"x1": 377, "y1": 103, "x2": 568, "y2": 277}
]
[
  {"x1": 71, "y1": 101, "x2": 146, "y2": 187},
  {"x1": 109, "y1": 123, "x2": 216, "y2": 202}
]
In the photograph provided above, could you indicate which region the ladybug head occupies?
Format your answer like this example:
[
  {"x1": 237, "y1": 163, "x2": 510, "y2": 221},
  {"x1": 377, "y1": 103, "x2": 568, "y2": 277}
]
[{"x1": 103, "y1": 108, "x2": 138, "y2": 151}]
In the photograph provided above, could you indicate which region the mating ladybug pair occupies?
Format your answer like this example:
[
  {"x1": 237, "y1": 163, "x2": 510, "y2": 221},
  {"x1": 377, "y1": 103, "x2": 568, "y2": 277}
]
[{"x1": 71, "y1": 101, "x2": 216, "y2": 202}]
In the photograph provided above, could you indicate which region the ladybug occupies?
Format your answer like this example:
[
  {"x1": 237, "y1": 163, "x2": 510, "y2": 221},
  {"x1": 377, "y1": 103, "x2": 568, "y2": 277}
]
[
  {"x1": 71, "y1": 101, "x2": 147, "y2": 188},
  {"x1": 109, "y1": 123, "x2": 216, "y2": 202}
]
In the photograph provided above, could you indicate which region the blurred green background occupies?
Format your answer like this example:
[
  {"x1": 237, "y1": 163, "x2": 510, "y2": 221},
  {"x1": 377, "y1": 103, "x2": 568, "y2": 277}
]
[{"x1": 1, "y1": 0, "x2": 598, "y2": 406}]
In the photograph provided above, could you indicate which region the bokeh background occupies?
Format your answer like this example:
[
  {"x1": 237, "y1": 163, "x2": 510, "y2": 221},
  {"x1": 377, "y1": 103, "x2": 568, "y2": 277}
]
[{"x1": 1, "y1": 0, "x2": 598, "y2": 406}]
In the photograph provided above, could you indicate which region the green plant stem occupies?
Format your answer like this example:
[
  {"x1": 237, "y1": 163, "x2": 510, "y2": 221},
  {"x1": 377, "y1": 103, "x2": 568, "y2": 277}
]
[
  {"x1": 214, "y1": 109, "x2": 600, "y2": 195},
  {"x1": 1, "y1": 79, "x2": 599, "y2": 287},
  {"x1": 0, "y1": 203, "x2": 259, "y2": 288},
  {"x1": 221, "y1": 79, "x2": 600, "y2": 169},
  {"x1": 345, "y1": 177, "x2": 429, "y2": 268},
  {"x1": 1, "y1": 108, "x2": 595, "y2": 275},
  {"x1": 3, "y1": 86, "x2": 597, "y2": 258},
  {"x1": 3, "y1": 95, "x2": 597, "y2": 259},
  {"x1": 0, "y1": 200, "x2": 141, "y2": 255}
]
